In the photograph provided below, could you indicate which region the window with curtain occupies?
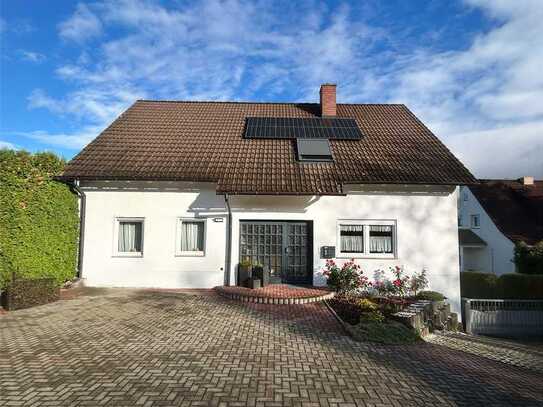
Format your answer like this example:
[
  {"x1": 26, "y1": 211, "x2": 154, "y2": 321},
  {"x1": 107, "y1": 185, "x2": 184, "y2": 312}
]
[
  {"x1": 118, "y1": 221, "x2": 143, "y2": 253},
  {"x1": 369, "y1": 225, "x2": 393, "y2": 254},
  {"x1": 337, "y1": 220, "x2": 396, "y2": 258},
  {"x1": 179, "y1": 219, "x2": 205, "y2": 254},
  {"x1": 340, "y1": 225, "x2": 364, "y2": 253}
]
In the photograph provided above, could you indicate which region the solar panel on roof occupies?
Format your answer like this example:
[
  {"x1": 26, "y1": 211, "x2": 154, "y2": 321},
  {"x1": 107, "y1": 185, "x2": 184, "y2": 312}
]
[{"x1": 244, "y1": 117, "x2": 362, "y2": 140}]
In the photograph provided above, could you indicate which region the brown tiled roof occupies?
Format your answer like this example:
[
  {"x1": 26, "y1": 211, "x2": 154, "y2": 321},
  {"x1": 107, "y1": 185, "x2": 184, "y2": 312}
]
[
  {"x1": 470, "y1": 180, "x2": 543, "y2": 245},
  {"x1": 60, "y1": 101, "x2": 476, "y2": 194}
]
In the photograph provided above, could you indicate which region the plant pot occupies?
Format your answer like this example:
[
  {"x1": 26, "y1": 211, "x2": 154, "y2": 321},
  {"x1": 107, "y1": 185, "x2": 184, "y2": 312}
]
[
  {"x1": 252, "y1": 266, "x2": 269, "y2": 287},
  {"x1": 248, "y1": 278, "x2": 261, "y2": 290},
  {"x1": 238, "y1": 265, "x2": 252, "y2": 287}
]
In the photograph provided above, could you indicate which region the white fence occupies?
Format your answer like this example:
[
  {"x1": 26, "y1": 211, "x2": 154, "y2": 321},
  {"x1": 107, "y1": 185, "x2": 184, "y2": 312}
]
[{"x1": 463, "y1": 299, "x2": 543, "y2": 337}]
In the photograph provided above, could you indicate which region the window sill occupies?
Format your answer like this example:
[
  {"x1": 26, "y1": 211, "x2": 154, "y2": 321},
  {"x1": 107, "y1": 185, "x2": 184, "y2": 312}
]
[
  {"x1": 337, "y1": 253, "x2": 396, "y2": 260},
  {"x1": 175, "y1": 252, "x2": 205, "y2": 257},
  {"x1": 113, "y1": 253, "x2": 143, "y2": 258}
]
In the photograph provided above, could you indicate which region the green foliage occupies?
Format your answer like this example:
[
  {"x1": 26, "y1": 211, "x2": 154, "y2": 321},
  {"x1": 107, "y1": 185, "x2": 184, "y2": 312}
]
[
  {"x1": 323, "y1": 259, "x2": 370, "y2": 294},
  {"x1": 350, "y1": 320, "x2": 420, "y2": 344},
  {"x1": 358, "y1": 298, "x2": 379, "y2": 312},
  {"x1": 4, "y1": 277, "x2": 59, "y2": 310},
  {"x1": 498, "y1": 273, "x2": 543, "y2": 300},
  {"x1": 0, "y1": 150, "x2": 79, "y2": 289},
  {"x1": 359, "y1": 310, "x2": 385, "y2": 324},
  {"x1": 409, "y1": 269, "x2": 429, "y2": 295},
  {"x1": 514, "y1": 241, "x2": 543, "y2": 275},
  {"x1": 416, "y1": 291, "x2": 446, "y2": 301},
  {"x1": 239, "y1": 258, "x2": 252, "y2": 268},
  {"x1": 460, "y1": 271, "x2": 543, "y2": 299},
  {"x1": 460, "y1": 271, "x2": 498, "y2": 299}
]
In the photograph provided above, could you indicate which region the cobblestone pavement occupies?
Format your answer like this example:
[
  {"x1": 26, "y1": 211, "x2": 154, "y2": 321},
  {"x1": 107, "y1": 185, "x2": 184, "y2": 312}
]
[
  {"x1": 425, "y1": 331, "x2": 543, "y2": 374},
  {"x1": 1, "y1": 289, "x2": 543, "y2": 407}
]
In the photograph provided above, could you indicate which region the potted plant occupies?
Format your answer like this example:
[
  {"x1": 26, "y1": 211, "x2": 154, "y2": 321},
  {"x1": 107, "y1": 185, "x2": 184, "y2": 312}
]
[
  {"x1": 252, "y1": 261, "x2": 270, "y2": 287},
  {"x1": 238, "y1": 258, "x2": 252, "y2": 287}
]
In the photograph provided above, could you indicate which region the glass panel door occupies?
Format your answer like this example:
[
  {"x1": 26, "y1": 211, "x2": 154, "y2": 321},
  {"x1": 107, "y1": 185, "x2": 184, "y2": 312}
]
[
  {"x1": 240, "y1": 221, "x2": 283, "y2": 282},
  {"x1": 239, "y1": 221, "x2": 312, "y2": 285},
  {"x1": 285, "y1": 223, "x2": 310, "y2": 284}
]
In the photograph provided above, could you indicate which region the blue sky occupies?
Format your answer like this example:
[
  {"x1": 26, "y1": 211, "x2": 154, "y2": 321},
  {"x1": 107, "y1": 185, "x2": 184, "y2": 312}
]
[{"x1": 1, "y1": 0, "x2": 542, "y2": 178}]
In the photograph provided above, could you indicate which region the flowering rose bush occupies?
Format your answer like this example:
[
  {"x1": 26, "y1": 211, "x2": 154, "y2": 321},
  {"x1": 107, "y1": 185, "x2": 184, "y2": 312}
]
[
  {"x1": 409, "y1": 269, "x2": 428, "y2": 296},
  {"x1": 373, "y1": 266, "x2": 428, "y2": 298},
  {"x1": 322, "y1": 259, "x2": 371, "y2": 294},
  {"x1": 391, "y1": 266, "x2": 411, "y2": 297}
]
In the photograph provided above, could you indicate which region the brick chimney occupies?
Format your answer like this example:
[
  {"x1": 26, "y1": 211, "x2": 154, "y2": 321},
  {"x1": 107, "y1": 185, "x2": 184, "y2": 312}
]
[
  {"x1": 320, "y1": 84, "x2": 336, "y2": 117},
  {"x1": 520, "y1": 176, "x2": 534, "y2": 185}
]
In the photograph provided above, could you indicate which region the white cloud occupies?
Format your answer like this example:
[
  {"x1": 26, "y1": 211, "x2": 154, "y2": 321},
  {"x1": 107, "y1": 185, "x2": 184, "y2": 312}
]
[
  {"x1": 0, "y1": 140, "x2": 16, "y2": 149},
  {"x1": 22, "y1": 0, "x2": 543, "y2": 178},
  {"x1": 58, "y1": 3, "x2": 102, "y2": 43},
  {"x1": 8, "y1": 126, "x2": 103, "y2": 150},
  {"x1": 19, "y1": 50, "x2": 46, "y2": 63},
  {"x1": 0, "y1": 18, "x2": 6, "y2": 33}
]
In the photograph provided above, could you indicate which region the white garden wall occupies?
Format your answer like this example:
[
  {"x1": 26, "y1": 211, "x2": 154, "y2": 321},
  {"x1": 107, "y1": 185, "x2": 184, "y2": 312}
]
[{"x1": 80, "y1": 181, "x2": 462, "y2": 315}]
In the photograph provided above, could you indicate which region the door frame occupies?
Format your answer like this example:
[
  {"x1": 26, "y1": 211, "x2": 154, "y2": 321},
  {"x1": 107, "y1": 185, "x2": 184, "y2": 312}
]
[{"x1": 239, "y1": 220, "x2": 314, "y2": 285}]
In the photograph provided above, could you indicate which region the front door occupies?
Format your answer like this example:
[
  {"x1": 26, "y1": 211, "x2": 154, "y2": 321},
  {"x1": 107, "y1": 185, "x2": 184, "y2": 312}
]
[{"x1": 239, "y1": 221, "x2": 312, "y2": 285}]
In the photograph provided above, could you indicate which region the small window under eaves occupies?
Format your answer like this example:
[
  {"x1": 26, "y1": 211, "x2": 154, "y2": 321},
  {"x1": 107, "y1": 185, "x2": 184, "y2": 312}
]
[{"x1": 296, "y1": 138, "x2": 333, "y2": 162}]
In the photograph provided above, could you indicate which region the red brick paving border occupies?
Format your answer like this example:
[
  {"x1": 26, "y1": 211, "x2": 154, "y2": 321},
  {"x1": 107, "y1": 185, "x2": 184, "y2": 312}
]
[{"x1": 215, "y1": 284, "x2": 334, "y2": 304}]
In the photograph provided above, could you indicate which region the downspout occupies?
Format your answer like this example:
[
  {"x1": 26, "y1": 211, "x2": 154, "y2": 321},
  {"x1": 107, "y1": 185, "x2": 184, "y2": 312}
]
[
  {"x1": 68, "y1": 180, "x2": 86, "y2": 279},
  {"x1": 224, "y1": 193, "x2": 233, "y2": 286}
]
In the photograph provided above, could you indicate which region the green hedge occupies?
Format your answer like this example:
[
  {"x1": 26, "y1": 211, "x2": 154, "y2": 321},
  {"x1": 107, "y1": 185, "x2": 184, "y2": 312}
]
[
  {"x1": 0, "y1": 150, "x2": 79, "y2": 289},
  {"x1": 514, "y1": 241, "x2": 543, "y2": 275},
  {"x1": 461, "y1": 271, "x2": 543, "y2": 299},
  {"x1": 3, "y1": 277, "x2": 60, "y2": 310}
]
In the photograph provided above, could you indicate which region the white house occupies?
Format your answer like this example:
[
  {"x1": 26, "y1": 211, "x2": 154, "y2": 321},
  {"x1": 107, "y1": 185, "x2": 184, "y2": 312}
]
[
  {"x1": 458, "y1": 178, "x2": 543, "y2": 275},
  {"x1": 59, "y1": 84, "x2": 476, "y2": 315}
]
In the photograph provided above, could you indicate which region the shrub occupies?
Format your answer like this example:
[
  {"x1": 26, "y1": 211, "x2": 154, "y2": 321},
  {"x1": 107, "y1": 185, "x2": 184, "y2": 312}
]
[
  {"x1": 328, "y1": 296, "x2": 380, "y2": 325},
  {"x1": 460, "y1": 271, "x2": 543, "y2": 299},
  {"x1": 390, "y1": 266, "x2": 411, "y2": 297},
  {"x1": 497, "y1": 273, "x2": 543, "y2": 299},
  {"x1": 323, "y1": 259, "x2": 370, "y2": 294},
  {"x1": 358, "y1": 298, "x2": 379, "y2": 312},
  {"x1": 2, "y1": 277, "x2": 59, "y2": 310},
  {"x1": 410, "y1": 269, "x2": 428, "y2": 296},
  {"x1": 373, "y1": 267, "x2": 427, "y2": 297},
  {"x1": 359, "y1": 310, "x2": 385, "y2": 324},
  {"x1": 0, "y1": 150, "x2": 79, "y2": 289},
  {"x1": 460, "y1": 271, "x2": 498, "y2": 299},
  {"x1": 514, "y1": 241, "x2": 543, "y2": 275},
  {"x1": 350, "y1": 321, "x2": 420, "y2": 344},
  {"x1": 416, "y1": 291, "x2": 446, "y2": 301}
]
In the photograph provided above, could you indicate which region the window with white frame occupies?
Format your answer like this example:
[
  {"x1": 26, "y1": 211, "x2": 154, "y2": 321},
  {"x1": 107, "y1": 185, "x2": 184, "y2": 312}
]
[
  {"x1": 340, "y1": 225, "x2": 364, "y2": 253},
  {"x1": 115, "y1": 218, "x2": 144, "y2": 256},
  {"x1": 337, "y1": 220, "x2": 396, "y2": 258},
  {"x1": 470, "y1": 214, "x2": 480, "y2": 229},
  {"x1": 177, "y1": 218, "x2": 206, "y2": 256}
]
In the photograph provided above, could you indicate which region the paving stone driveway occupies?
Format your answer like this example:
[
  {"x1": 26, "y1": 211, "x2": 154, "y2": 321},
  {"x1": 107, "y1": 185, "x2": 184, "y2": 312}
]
[{"x1": 1, "y1": 289, "x2": 542, "y2": 407}]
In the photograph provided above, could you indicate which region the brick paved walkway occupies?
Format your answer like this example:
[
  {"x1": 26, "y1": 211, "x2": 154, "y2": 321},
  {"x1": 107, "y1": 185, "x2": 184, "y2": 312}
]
[
  {"x1": 426, "y1": 331, "x2": 543, "y2": 374},
  {"x1": 1, "y1": 289, "x2": 542, "y2": 407}
]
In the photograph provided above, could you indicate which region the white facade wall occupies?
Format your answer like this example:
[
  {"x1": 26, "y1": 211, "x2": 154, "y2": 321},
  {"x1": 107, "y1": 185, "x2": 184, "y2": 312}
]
[
  {"x1": 80, "y1": 181, "x2": 228, "y2": 288},
  {"x1": 80, "y1": 181, "x2": 462, "y2": 315},
  {"x1": 458, "y1": 186, "x2": 515, "y2": 275}
]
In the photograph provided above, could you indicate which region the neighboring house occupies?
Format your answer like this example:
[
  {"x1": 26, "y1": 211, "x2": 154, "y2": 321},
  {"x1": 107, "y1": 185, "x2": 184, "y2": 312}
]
[
  {"x1": 458, "y1": 178, "x2": 543, "y2": 275},
  {"x1": 58, "y1": 84, "x2": 475, "y2": 314}
]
